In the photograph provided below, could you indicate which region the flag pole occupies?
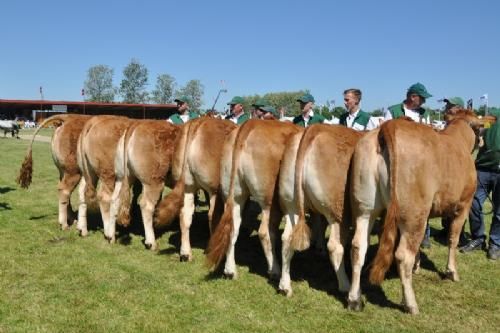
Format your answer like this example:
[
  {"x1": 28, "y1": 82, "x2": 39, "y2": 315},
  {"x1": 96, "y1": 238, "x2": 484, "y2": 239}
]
[{"x1": 82, "y1": 89, "x2": 86, "y2": 115}]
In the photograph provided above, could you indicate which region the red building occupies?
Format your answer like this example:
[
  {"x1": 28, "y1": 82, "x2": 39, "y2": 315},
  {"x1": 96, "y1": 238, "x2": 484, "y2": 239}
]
[{"x1": 0, "y1": 99, "x2": 178, "y2": 122}]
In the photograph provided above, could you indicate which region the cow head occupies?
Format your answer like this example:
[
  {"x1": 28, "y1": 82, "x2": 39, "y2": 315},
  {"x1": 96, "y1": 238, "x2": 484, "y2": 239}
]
[
  {"x1": 445, "y1": 109, "x2": 484, "y2": 149},
  {"x1": 444, "y1": 109, "x2": 482, "y2": 129}
]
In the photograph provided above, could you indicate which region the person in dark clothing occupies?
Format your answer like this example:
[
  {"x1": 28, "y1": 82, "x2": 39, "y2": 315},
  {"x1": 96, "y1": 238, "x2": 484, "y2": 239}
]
[{"x1": 460, "y1": 108, "x2": 500, "y2": 260}]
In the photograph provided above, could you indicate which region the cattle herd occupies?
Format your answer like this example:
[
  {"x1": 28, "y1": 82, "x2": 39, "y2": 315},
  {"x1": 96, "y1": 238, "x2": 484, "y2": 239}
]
[{"x1": 16, "y1": 110, "x2": 483, "y2": 315}]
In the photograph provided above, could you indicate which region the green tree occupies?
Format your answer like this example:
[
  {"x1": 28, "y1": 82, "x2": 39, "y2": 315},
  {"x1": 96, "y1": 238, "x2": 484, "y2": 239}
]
[
  {"x1": 176, "y1": 80, "x2": 204, "y2": 110},
  {"x1": 83, "y1": 65, "x2": 115, "y2": 102},
  {"x1": 151, "y1": 74, "x2": 176, "y2": 104},
  {"x1": 242, "y1": 90, "x2": 308, "y2": 116},
  {"x1": 119, "y1": 59, "x2": 149, "y2": 103},
  {"x1": 331, "y1": 106, "x2": 346, "y2": 119},
  {"x1": 371, "y1": 108, "x2": 384, "y2": 117}
]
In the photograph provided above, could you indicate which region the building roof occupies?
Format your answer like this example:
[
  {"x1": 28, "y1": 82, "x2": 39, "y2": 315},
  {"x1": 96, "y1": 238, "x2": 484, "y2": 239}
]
[{"x1": 0, "y1": 98, "x2": 178, "y2": 119}]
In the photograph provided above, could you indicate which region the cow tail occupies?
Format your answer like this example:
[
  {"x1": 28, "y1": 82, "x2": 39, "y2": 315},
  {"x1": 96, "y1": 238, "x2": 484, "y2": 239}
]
[
  {"x1": 290, "y1": 127, "x2": 312, "y2": 252},
  {"x1": 77, "y1": 121, "x2": 97, "y2": 204},
  {"x1": 370, "y1": 121, "x2": 399, "y2": 285},
  {"x1": 17, "y1": 115, "x2": 69, "y2": 188},
  {"x1": 154, "y1": 121, "x2": 194, "y2": 228},
  {"x1": 206, "y1": 124, "x2": 248, "y2": 270},
  {"x1": 116, "y1": 129, "x2": 132, "y2": 226}
]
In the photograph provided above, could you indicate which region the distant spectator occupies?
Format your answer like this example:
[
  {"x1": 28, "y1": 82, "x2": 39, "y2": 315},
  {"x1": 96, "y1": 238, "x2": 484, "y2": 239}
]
[
  {"x1": 225, "y1": 96, "x2": 249, "y2": 125},
  {"x1": 251, "y1": 98, "x2": 269, "y2": 119},
  {"x1": 168, "y1": 96, "x2": 199, "y2": 124},
  {"x1": 255, "y1": 105, "x2": 278, "y2": 120},
  {"x1": 293, "y1": 93, "x2": 324, "y2": 127},
  {"x1": 460, "y1": 108, "x2": 500, "y2": 260},
  {"x1": 338, "y1": 88, "x2": 377, "y2": 131},
  {"x1": 384, "y1": 82, "x2": 432, "y2": 124}
]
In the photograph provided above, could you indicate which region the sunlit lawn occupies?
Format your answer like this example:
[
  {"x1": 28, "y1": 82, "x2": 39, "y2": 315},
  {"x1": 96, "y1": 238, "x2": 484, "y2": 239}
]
[{"x1": 0, "y1": 137, "x2": 498, "y2": 333}]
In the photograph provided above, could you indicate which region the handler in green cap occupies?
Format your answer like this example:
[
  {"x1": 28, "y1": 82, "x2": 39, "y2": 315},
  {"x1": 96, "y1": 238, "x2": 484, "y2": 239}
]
[
  {"x1": 255, "y1": 105, "x2": 278, "y2": 120},
  {"x1": 251, "y1": 97, "x2": 270, "y2": 119},
  {"x1": 444, "y1": 97, "x2": 465, "y2": 115},
  {"x1": 384, "y1": 82, "x2": 432, "y2": 124},
  {"x1": 168, "y1": 96, "x2": 199, "y2": 124},
  {"x1": 226, "y1": 96, "x2": 249, "y2": 125},
  {"x1": 293, "y1": 93, "x2": 324, "y2": 127}
]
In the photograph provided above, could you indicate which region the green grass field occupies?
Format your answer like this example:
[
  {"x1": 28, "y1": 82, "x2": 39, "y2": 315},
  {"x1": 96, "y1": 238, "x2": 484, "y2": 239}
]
[{"x1": 0, "y1": 136, "x2": 499, "y2": 333}]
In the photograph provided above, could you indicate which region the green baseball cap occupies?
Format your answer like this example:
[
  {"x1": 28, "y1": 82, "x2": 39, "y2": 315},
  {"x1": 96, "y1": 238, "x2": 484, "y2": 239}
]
[
  {"x1": 258, "y1": 105, "x2": 277, "y2": 116},
  {"x1": 252, "y1": 97, "x2": 269, "y2": 108},
  {"x1": 297, "y1": 93, "x2": 315, "y2": 103},
  {"x1": 227, "y1": 96, "x2": 245, "y2": 105},
  {"x1": 407, "y1": 83, "x2": 432, "y2": 99},
  {"x1": 444, "y1": 97, "x2": 465, "y2": 108},
  {"x1": 174, "y1": 95, "x2": 192, "y2": 104}
]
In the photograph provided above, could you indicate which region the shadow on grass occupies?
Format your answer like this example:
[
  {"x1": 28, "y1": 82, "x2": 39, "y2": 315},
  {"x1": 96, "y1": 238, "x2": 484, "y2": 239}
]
[
  {"x1": 29, "y1": 214, "x2": 55, "y2": 220},
  {"x1": 0, "y1": 202, "x2": 12, "y2": 210},
  {"x1": 0, "y1": 186, "x2": 15, "y2": 194}
]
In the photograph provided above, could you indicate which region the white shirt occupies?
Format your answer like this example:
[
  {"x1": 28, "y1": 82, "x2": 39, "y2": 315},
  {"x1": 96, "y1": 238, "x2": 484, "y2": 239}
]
[
  {"x1": 384, "y1": 104, "x2": 430, "y2": 124},
  {"x1": 167, "y1": 114, "x2": 190, "y2": 124},
  {"x1": 346, "y1": 109, "x2": 378, "y2": 131}
]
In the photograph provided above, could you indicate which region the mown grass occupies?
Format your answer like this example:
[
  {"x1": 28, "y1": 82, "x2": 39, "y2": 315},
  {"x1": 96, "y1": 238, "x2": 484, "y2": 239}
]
[{"x1": 0, "y1": 137, "x2": 499, "y2": 333}]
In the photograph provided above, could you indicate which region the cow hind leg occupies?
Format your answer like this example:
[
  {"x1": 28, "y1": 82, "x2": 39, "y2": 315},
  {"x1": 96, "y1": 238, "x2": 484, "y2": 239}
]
[
  {"x1": 98, "y1": 180, "x2": 115, "y2": 243},
  {"x1": 179, "y1": 189, "x2": 196, "y2": 261},
  {"x1": 445, "y1": 207, "x2": 470, "y2": 282},
  {"x1": 279, "y1": 213, "x2": 297, "y2": 296},
  {"x1": 258, "y1": 202, "x2": 281, "y2": 280},
  {"x1": 57, "y1": 172, "x2": 74, "y2": 230},
  {"x1": 77, "y1": 176, "x2": 95, "y2": 237},
  {"x1": 395, "y1": 228, "x2": 422, "y2": 315},
  {"x1": 347, "y1": 212, "x2": 378, "y2": 311},
  {"x1": 140, "y1": 183, "x2": 164, "y2": 251},
  {"x1": 223, "y1": 194, "x2": 248, "y2": 279},
  {"x1": 327, "y1": 221, "x2": 350, "y2": 293}
]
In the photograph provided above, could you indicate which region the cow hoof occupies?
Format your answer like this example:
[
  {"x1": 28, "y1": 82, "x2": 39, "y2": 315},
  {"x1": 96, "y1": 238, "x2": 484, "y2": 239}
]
[
  {"x1": 347, "y1": 299, "x2": 364, "y2": 311},
  {"x1": 78, "y1": 229, "x2": 88, "y2": 237},
  {"x1": 179, "y1": 254, "x2": 191, "y2": 262},
  {"x1": 223, "y1": 272, "x2": 235, "y2": 280},
  {"x1": 445, "y1": 270, "x2": 459, "y2": 282},
  {"x1": 404, "y1": 305, "x2": 419, "y2": 315},
  {"x1": 104, "y1": 235, "x2": 115, "y2": 244},
  {"x1": 60, "y1": 224, "x2": 69, "y2": 231},
  {"x1": 278, "y1": 288, "x2": 292, "y2": 297},
  {"x1": 144, "y1": 243, "x2": 152, "y2": 250}
]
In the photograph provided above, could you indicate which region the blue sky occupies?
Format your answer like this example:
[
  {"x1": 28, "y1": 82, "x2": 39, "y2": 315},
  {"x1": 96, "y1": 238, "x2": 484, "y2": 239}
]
[{"x1": 0, "y1": 0, "x2": 498, "y2": 111}]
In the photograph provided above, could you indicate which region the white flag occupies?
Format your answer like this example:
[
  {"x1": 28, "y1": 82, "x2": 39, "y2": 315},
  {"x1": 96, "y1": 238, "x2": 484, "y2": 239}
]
[{"x1": 480, "y1": 94, "x2": 488, "y2": 100}]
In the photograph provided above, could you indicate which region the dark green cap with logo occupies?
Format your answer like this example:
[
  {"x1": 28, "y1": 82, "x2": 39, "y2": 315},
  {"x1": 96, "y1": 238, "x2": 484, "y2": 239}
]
[
  {"x1": 174, "y1": 95, "x2": 192, "y2": 104},
  {"x1": 227, "y1": 96, "x2": 245, "y2": 105},
  {"x1": 444, "y1": 97, "x2": 464, "y2": 108},
  {"x1": 259, "y1": 105, "x2": 278, "y2": 116},
  {"x1": 297, "y1": 93, "x2": 315, "y2": 103},
  {"x1": 407, "y1": 83, "x2": 432, "y2": 98}
]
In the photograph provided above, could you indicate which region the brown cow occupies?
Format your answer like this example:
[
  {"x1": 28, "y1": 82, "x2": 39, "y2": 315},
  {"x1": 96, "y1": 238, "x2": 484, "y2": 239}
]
[
  {"x1": 279, "y1": 124, "x2": 363, "y2": 296},
  {"x1": 154, "y1": 117, "x2": 237, "y2": 260},
  {"x1": 18, "y1": 114, "x2": 91, "y2": 230},
  {"x1": 76, "y1": 115, "x2": 133, "y2": 238},
  {"x1": 347, "y1": 110, "x2": 481, "y2": 314},
  {"x1": 107, "y1": 119, "x2": 180, "y2": 250},
  {"x1": 206, "y1": 119, "x2": 302, "y2": 279}
]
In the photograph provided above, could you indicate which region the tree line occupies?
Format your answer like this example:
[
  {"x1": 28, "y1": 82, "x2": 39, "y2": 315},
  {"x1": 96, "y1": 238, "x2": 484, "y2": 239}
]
[
  {"x1": 84, "y1": 59, "x2": 497, "y2": 118},
  {"x1": 83, "y1": 59, "x2": 204, "y2": 110}
]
